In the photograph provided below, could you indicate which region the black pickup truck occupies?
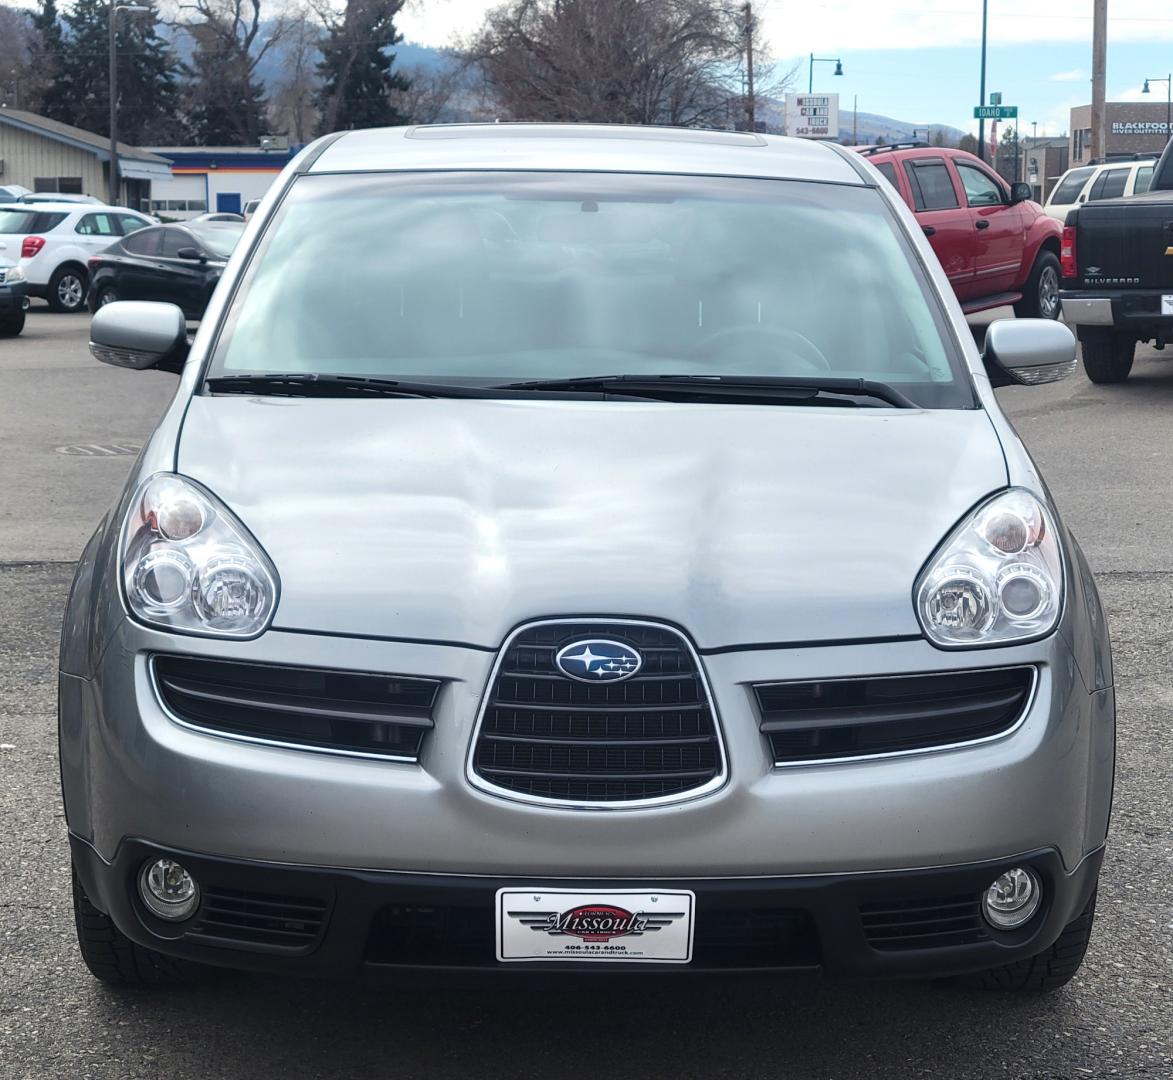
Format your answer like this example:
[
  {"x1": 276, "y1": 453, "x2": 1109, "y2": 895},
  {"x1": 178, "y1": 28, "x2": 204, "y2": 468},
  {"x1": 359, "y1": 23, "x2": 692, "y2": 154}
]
[{"x1": 1059, "y1": 140, "x2": 1173, "y2": 382}]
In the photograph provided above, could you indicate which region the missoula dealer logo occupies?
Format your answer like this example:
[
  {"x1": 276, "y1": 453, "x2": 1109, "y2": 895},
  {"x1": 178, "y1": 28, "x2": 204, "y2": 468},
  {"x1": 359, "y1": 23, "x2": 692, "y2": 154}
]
[{"x1": 510, "y1": 903, "x2": 685, "y2": 942}]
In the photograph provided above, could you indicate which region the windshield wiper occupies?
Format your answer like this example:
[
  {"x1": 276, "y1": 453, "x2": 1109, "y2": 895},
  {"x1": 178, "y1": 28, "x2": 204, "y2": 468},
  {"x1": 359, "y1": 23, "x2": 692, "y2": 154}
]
[
  {"x1": 495, "y1": 374, "x2": 918, "y2": 409},
  {"x1": 204, "y1": 373, "x2": 536, "y2": 399}
]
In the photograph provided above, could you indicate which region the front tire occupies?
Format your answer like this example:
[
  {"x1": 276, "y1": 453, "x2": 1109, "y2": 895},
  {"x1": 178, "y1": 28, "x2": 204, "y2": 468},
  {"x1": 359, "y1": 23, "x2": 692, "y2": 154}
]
[
  {"x1": 1013, "y1": 251, "x2": 1061, "y2": 319},
  {"x1": 1080, "y1": 328, "x2": 1136, "y2": 384},
  {"x1": 72, "y1": 867, "x2": 210, "y2": 986},
  {"x1": 0, "y1": 310, "x2": 24, "y2": 336},
  {"x1": 958, "y1": 890, "x2": 1097, "y2": 992},
  {"x1": 48, "y1": 265, "x2": 88, "y2": 313}
]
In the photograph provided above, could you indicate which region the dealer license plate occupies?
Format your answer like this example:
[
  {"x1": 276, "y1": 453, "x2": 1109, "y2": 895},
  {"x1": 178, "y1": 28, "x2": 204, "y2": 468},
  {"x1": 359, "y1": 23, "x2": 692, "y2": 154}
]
[
  {"x1": 1163, "y1": 295, "x2": 1173, "y2": 316},
  {"x1": 496, "y1": 888, "x2": 695, "y2": 963}
]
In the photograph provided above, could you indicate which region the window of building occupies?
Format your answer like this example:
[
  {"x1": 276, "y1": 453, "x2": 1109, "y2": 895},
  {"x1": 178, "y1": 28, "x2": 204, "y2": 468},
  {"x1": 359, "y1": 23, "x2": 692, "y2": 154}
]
[
  {"x1": 33, "y1": 177, "x2": 84, "y2": 194},
  {"x1": 903, "y1": 160, "x2": 960, "y2": 211},
  {"x1": 150, "y1": 198, "x2": 210, "y2": 214}
]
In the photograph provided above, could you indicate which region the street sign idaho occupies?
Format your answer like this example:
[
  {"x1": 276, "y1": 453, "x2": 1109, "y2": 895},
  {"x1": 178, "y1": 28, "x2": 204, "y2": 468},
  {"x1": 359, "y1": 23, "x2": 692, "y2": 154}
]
[
  {"x1": 785, "y1": 93, "x2": 840, "y2": 139},
  {"x1": 974, "y1": 105, "x2": 1018, "y2": 119}
]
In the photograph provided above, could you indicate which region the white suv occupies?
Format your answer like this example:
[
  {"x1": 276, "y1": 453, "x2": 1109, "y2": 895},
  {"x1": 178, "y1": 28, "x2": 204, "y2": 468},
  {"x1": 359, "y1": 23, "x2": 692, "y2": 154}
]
[
  {"x1": 0, "y1": 202, "x2": 153, "y2": 313},
  {"x1": 1043, "y1": 159, "x2": 1156, "y2": 222}
]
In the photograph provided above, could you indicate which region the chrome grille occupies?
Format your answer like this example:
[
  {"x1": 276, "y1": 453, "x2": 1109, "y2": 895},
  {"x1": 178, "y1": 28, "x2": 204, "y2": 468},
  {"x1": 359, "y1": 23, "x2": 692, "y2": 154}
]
[{"x1": 471, "y1": 621, "x2": 724, "y2": 806}]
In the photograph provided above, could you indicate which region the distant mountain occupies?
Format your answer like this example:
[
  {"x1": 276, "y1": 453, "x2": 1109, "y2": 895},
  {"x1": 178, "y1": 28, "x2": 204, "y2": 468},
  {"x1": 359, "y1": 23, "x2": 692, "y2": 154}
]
[{"x1": 836, "y1": 110, "x2": 966, "y2": 146}]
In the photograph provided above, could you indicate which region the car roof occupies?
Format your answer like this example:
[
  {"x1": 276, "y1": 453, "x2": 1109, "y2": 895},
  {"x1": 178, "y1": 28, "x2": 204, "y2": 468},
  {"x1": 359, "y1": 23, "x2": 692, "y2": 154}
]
[
  {"x1": 309, "y1": 123, "x2": 865, "y2": 185},
  {"x1": 853, "y1": 145, "x2": 989, "y2": 167},
  {"x1": 0, "y1": 201, "x2": 140, "y2": 215}
]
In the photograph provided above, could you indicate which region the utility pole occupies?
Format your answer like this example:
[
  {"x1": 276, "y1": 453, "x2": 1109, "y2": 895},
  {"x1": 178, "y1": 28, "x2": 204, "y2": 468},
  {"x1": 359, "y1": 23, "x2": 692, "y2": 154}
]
[
  {"x1": 1090, "y1": 0, "x2": 1107, "y2": 163},
  {"x1": 108, "y1": 7, "x2": 118, "y2": 205},
  {"x1": 743, "y1": 2, "x2": 755, "y2": 133},
  {"x1": 853, "y1": 94, "x2": 858, "y2": 145},
  {"x1": 977, "y1": 0, "x2": 989, "y2": 161},
  {"x1": 107, "y1": 3, "x2": 149, "y2": 206}
]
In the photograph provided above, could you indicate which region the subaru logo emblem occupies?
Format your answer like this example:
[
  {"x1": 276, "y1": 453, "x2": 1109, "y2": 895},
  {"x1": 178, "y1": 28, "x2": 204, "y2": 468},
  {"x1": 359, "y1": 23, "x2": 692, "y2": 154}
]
[{"x1": 554, "y1": 639, "x2": 643, "y2": 683}]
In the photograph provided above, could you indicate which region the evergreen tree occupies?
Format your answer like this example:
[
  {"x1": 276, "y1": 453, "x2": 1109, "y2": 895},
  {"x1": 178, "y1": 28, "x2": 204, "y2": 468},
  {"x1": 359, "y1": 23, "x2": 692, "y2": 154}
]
[
  {"x1": 315, "y1": 0, "x2": 411, "y2": 135},
  {"x1": 36, "y1": 0, "x2": 182, "y2": 142},
  {"x1": 29, "y1": 0, "x2": 71, "y2": 122},
  {"x1": 178, "y1": 0, "x2": 273, "y2": 146},
  {"x1": 185, "y1": 40, "x2": 269, "y2": 145}
]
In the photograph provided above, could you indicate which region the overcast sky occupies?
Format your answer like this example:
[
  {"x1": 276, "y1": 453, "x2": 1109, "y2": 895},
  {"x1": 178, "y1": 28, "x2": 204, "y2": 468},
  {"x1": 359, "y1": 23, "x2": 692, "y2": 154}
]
[{"x1": 401, "y1": 0, "x2": 1173, "y2": 135}]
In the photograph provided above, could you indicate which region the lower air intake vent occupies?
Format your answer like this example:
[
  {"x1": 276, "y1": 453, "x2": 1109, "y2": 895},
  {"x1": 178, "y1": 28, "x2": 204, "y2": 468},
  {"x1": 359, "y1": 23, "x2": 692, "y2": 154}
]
[
  {"x1": 472, "y1": 621, "x2": 723, "y2": 805},
  {"x1": 189, "y1": 887, "x2": 328, "y2": 951},
  {"x1": 755, "y1": 666, "x2": 1035, "y2": 764},
  {"x1": 153, "y1": 654, "x2": 439, "y2": 759},
  {"x1": 860, "y1": 894, "x2": 989, "y2": 952}
]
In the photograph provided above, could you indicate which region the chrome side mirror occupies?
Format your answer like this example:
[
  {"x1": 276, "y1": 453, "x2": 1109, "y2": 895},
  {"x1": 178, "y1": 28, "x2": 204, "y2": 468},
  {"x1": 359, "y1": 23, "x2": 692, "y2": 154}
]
[
  {"x1": 983, "y1": 319, "x2": 1077, "y2": 387},
  {"x1": 90, "y1": 301, "x2": 188, "y2": 374}
]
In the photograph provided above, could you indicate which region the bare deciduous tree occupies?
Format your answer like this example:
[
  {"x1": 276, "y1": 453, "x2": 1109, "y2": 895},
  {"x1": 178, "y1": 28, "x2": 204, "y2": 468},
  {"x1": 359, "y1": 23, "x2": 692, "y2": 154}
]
[
  {"x1": 0, "y1": 5, "x2": 36, "y2": 109},
  {"x1": 390, "y1": 54, "x2": 471, "y2": 125},
  {"x1": 175, "y1": 0, "x2": 293, "y2": 143},
  {"x1": 469, "y1": 0, "x2": 754, "y2": 129},
  {"x1": 269, "y1": 7, "x2": 323, "y2": 143}
]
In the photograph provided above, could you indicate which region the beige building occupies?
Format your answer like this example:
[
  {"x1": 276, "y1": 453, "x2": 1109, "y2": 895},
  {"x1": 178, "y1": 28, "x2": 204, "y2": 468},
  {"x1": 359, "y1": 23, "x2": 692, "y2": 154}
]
[{"x1": 0, "y1": 108, "x2": 171, "y2": 209}]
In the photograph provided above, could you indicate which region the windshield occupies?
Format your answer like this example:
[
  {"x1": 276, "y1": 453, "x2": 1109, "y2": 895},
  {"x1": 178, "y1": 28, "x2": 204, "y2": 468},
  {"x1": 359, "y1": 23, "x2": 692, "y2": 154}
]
[
  {"x1": 191, "y1": 223, "x2": 243, "y2": 258},
  {"x1": 211, "y1": 171, "x2": 970, "y2": 408}
]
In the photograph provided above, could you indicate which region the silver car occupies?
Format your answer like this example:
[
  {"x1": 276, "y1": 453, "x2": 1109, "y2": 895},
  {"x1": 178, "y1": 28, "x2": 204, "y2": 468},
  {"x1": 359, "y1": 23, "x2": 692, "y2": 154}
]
[{"x1": 63, "y1": 124, "x2": 1112, "y2": 990}]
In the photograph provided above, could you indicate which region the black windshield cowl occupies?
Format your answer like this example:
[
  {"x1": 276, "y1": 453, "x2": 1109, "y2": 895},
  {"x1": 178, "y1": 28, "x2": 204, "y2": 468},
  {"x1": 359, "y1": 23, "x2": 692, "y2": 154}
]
[
  {"x1": 202, "y1": 373, "x2": 647, "y2": 400},
  {"x1": 497, "y1": 374, "x2": 918, "y2": 409}
]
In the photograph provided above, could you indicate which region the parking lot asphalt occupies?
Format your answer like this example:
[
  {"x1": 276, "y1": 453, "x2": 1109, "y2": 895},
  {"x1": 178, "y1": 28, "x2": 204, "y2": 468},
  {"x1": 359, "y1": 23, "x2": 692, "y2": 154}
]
[{"x1": 1, "y1": 308, "x2": 1170, "y2": 1079}]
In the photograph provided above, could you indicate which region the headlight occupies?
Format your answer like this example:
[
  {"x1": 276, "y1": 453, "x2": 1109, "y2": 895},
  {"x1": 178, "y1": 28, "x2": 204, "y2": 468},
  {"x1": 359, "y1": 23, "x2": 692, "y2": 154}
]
[
  {"x1": 122, "y1": 474, "x2": 278, "y2": 638},
  {"x1": 915, "y1": 489, "x2": 1062, "y2": 647},
  {"x1": 3, "y1": 265, "x2": 25, "y2": 283}
]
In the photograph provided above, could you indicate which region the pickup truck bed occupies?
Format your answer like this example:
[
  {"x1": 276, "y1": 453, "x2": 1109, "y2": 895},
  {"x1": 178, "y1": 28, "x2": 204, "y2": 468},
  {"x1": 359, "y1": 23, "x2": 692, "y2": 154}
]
[{"x1": 1059, "y1": 143, "x2": 1173, "y2": 383}]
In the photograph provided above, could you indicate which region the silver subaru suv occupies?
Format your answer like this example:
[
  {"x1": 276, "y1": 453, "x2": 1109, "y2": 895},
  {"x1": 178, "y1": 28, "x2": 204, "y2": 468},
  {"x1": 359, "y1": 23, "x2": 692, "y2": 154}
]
[{"x1": 62, "y1": 124, "x2": 1112, "y2": 991}]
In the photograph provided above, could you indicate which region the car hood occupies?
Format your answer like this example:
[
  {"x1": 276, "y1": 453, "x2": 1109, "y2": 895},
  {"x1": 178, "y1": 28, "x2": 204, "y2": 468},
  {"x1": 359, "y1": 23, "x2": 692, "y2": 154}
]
[{"x1": 177, "y1": 397, "x2": 1008, "y2": 650}]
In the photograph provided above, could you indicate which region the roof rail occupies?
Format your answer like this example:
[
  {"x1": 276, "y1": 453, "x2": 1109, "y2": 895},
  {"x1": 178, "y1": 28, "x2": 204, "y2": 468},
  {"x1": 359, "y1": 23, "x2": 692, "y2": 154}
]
[{"x1": 858, "y1": 141, "x2": 930, "y2": 156}]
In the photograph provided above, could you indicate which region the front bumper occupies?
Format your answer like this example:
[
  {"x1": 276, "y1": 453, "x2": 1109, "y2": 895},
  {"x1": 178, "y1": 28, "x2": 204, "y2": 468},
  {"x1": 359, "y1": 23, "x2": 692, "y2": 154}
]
[
  {"x1": 71, "y1": 835, "x2": 1103, "y2": 978},
  {"x1": 61, "y1": 618, "x2": 1114, "y2": 879},
  {"x1": 0, "y1": 283, "x2": 29, "y2": 312}
]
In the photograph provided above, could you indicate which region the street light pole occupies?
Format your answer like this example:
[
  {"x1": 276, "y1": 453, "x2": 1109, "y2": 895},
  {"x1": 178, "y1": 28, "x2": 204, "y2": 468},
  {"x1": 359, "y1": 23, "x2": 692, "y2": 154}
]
[
  {"x1": 808, "y1": 54, "x2": 844, "y2": 94},
  {"x1": 977, "y1": 0, "x2": 988, "y2": 162},
  {"x1": 743, "y1": 2, "x2": 755, "y2": 133},
  {"x1": 107, "y1": 3, "x2": 150, "y2": 206},
  {"x1": 1142, "y1": 75, "x2": 1172, "y2": 150}
]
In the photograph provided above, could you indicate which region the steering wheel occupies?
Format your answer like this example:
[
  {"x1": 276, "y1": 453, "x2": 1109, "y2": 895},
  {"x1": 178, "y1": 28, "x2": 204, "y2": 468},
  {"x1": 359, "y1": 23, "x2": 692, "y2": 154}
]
[{"x1": 690, "y1": 325, "x2": 831, "y2": 373}]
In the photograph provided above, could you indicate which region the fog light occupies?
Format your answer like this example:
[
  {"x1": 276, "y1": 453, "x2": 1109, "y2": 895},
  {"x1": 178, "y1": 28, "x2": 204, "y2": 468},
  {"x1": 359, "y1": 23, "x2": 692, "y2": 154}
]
[
  {"x1": 982, "y1": 867, "x2": 1041, "y2": 929},
  {"x1": 138, "y1": 858, "x2": 200, "y2": 921}
]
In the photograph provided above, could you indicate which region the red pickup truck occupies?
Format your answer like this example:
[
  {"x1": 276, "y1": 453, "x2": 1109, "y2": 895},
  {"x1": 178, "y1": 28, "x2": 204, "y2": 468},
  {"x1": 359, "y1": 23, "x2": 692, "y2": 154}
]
[{"x1": 855, "y1": 144, "x2": 1063, "y2": 320}]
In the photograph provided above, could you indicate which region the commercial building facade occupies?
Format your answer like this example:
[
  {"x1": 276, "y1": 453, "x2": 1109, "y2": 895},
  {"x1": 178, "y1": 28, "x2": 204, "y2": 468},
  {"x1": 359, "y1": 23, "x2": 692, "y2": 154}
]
[
  {"x1": 1069, "y1": 101, "x2": 1173, "y2": 164},
  {"x1": 1020, "y1": 137, "x2": 1070, "y2": 203},
  {"x1": 0, "y1": 108, "x2": 171, "y2": 208},
  {"x1": 143, "y1": 145, "x2": 296, "y2": 220}
]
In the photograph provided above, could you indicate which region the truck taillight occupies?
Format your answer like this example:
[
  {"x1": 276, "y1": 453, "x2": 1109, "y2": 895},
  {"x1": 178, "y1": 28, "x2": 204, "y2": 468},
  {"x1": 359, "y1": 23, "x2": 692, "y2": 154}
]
[
  {"x1": 1060, "y1": 226, "x2": 1077, "y2": 279},
  {"x1": 21, "y1": 236, "x2": 45, "y2": 258}
]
